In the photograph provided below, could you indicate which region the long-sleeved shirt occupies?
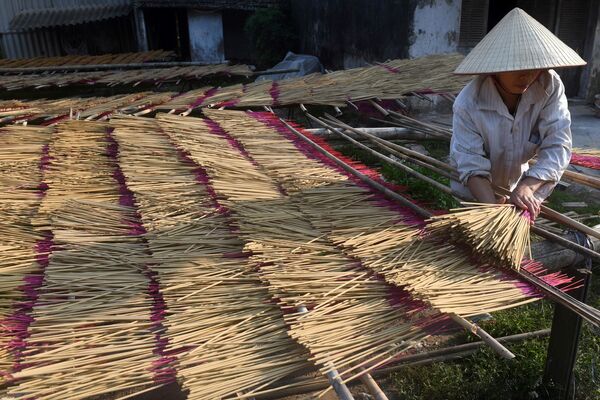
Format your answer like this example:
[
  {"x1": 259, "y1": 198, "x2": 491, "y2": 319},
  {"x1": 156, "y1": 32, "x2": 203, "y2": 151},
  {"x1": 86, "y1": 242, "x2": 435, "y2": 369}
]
[{"x1": 449, "y1": 69, "x2": 572, "y2": 200}]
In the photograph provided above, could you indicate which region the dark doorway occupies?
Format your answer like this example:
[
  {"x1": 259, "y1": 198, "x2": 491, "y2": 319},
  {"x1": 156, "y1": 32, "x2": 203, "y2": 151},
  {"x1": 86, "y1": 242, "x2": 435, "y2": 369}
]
[
  {"x1": 143, "y1": 8, "x2": 190, "y2": 60},
  {"x1": 222, "y1": 10, "x2": 253, "y2": 64},
  {"x1": 487, "y1": 0, "x2": 517, "y2": 31}
]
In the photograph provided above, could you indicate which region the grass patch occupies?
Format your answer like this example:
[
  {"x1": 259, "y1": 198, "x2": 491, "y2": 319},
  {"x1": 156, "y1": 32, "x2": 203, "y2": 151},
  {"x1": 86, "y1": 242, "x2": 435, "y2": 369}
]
[
  {"x1": 391, "y1": 339, "x2": 550, "y2": 400},
  {"x1": 333, "y1": 143, "x2": 460, "y2": 210},
  {"x1": 545, "y1": 188, "x2": 600, "y2": 227},
  {"x1": 391, "y1": 292, "x2": 599, "y2": 400}
]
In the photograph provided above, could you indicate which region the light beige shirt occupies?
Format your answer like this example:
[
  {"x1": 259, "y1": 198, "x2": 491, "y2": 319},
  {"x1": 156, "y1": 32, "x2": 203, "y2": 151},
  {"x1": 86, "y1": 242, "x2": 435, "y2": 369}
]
[{"x1": 450, "y1": 69, "x2": 572, "y2": 200}]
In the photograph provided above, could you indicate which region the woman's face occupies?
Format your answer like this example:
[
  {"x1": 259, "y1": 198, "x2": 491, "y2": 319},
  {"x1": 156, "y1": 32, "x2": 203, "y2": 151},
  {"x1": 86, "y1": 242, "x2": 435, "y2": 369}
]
[{"x1": 494, "y1": 70, "x2": 543, "y2": 95}]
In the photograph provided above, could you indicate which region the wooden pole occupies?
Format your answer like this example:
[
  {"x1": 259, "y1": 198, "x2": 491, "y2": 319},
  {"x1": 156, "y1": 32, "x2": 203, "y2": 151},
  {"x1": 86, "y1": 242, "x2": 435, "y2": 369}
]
[
  {"x1": 321, "y1": 115, "x2": 600, "y2": 252},
  {"x1": 450, "y1": 315, "x2": 515, "y2": 359},
  {"x1": 358, "y1": 367, "x2": 389, "y2": 400}
]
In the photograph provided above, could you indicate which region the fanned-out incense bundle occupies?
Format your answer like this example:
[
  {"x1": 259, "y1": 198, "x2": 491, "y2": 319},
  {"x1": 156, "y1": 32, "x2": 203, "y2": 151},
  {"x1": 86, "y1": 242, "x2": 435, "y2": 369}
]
[
  {"x1": 0, "y1": 92, "x2": 177, "y2": 125},
  {"x1": 110, "y1": 116, "x2": 317, "y2": 399},
  {"x1": 0, "y1": 50, "x2": 174, "y2": 68},
  {"x1": 427, "y1": 204, "x2": 532, "y2": 271},
  {"x1": 154, "y1": 54, "x2": 469, "y2": 112},
  {"x1": 4, "y1": 121, "x2": 164, "y2": 400}
]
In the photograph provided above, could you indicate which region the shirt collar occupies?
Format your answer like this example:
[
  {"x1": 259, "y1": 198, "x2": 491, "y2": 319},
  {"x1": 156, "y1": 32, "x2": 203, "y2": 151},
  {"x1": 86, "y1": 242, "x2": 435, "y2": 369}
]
[{"x1": 476, "y1": 74, "x2": 550, "y2": 113}]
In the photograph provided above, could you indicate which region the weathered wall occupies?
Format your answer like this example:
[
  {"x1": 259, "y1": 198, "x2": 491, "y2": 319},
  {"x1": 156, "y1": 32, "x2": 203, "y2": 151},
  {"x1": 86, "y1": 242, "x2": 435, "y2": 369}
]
[
  {"x1": 187, "y1": 10, "x2": 225, "y2": 63},
  {"x1": 289, "y1": 0, "x2": 461, "y2": 69},
  {"x1": 409, "y1": 0, "x2": 461, "y2": 58},
  {"x1": 579, "y1": 0, "x2": 600, "y2": 100},
  {"x1": 290, "y1": 0, "x2": 417, "y2": 69}
]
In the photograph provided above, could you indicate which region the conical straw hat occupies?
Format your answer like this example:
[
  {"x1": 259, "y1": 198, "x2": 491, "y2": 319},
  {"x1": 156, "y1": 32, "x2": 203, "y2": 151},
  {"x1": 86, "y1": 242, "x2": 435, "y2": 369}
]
[{"x1": 455, "y1": 8, "x2": 586, "y2": 74}]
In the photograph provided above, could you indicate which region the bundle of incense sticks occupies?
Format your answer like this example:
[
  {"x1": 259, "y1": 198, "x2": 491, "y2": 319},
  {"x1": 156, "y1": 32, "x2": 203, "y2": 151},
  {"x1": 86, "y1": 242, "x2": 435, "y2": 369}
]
[
  {"x1": 0, "y1": 50, "x2": 174, "y2": 68},
  {"x1": 427, "y1": 204, "x2": 532, "y2": 271},
  {"x1": 155, "y1": 54, "x2": 468, "y2": 112},
  {"x1": 0, "y1": 125, "x2": 53, "y2": 378},
  {"x1": 570, "y1": 147, "x2": 600, "y2": 170},
  {"x1": 0, "y1": 92, "x2": 177, "y2": 125}
]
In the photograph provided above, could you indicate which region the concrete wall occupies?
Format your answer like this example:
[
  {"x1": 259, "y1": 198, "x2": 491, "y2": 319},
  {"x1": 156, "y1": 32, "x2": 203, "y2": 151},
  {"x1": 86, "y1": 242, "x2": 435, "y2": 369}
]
[
  {"x1": 187, "y1": 10, "x2": 225, "y2": 63},
  {"x1": 290, "y1": 0, "x2": 461, "y2": 69},
  {"x1": 290, "y1": 0, "x2": 417, "y2": 69},
  {"x1": 579, "y1": 0, "x2": 600, "y2": 100},
  {"x1": 409, "y1": 0, "x2": 461, "y2": 58}
]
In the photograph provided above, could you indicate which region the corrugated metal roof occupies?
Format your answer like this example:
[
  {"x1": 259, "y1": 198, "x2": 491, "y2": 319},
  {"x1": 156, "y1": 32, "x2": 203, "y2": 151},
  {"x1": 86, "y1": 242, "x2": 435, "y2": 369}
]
[
  {"x1": 0, "y1": 0, "x2": 133, "y2": 58},
  {"x1": 10, "y1": 3, "x2": 132, "y2": 31}
]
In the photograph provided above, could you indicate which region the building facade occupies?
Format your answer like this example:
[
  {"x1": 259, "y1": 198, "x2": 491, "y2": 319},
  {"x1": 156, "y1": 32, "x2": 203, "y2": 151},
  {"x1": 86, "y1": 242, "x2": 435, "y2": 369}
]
[
  {"x1": 1, "y1": 0, "x2": 598, "y2": 99},
  {"x1": 290, "y1": 0, "x2": 600, "y2": 99}
]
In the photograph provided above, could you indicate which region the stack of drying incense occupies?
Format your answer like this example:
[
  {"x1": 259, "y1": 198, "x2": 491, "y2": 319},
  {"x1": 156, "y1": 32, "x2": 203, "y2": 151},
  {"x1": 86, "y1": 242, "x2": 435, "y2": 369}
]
[
  {"x1": 203, "y1": 109, "x2": 571, "y2": 316},
  {"x1": 3, "y1": 121, "x2": 164, "y2": 399},
  {"x1": 0, "y1": 92, "x2": 177, "y2": 125},
  {"x1": 155, "y1": 53, "x2": 470, "y2": 112},
  {"x1": 0, "y1": 50, "x2": 174, "y2": 68},
  {"x1": 0, "y1": 125, "x2": 53, "y2": 376},
  {"x1": 0, "y1": 111, "x2": 577, "y2": 399},
  {"x1": 156, "y1": 113, "x2": 437, "y2": 390},
  {"x1": 0, "y1": 64, "x2": 252, "y2": 91},
  {"x1": 110, "y1": 115, "x2": 311, "y2": 399}
]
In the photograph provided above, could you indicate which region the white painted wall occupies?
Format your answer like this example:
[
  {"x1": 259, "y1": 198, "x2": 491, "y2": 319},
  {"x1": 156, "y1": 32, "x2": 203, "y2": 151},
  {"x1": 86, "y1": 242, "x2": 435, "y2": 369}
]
[
  {"x1": 187, "y1": 10, "x2": 225, "y2": 63},
  {"x1": 409, "y1": 0, "x2": 462, "y2": 59}
]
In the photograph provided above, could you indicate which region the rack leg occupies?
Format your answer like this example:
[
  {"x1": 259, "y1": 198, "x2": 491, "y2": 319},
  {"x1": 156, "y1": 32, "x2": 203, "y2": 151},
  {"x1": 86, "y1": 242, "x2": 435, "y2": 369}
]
[{"x1": 543, "y1": 242, "x2": 593, "y2": 400}]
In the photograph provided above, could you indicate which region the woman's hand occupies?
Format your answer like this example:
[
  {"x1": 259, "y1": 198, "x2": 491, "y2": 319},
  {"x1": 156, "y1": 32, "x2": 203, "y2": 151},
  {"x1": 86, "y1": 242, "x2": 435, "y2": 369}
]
[
  {"x1": 495, "y1": 194, "x2": 509, "y2": 204},
  {"x1": 510, "y1": 178, "x2": 543, "y2": 219}
]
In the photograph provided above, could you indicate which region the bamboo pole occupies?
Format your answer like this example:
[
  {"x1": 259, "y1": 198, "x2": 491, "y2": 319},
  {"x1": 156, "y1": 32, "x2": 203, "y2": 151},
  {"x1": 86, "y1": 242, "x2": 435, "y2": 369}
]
[
  {"x1": 380, "y1": 108, "x2": 600, "y2": 190},
  {"x1": 320, "y1": 115, "x2": 600, "y2": 250}
]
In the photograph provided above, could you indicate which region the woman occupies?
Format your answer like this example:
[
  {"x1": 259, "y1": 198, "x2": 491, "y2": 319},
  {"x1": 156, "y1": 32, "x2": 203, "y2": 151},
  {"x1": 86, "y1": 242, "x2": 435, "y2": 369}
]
[{"x1": 450, "y1": 8, "x2": 586, "y2": 219}]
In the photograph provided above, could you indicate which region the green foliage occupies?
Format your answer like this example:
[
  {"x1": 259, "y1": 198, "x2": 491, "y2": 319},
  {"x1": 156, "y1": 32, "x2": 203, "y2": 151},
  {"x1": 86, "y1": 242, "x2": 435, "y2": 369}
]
[
  {"x1": 333, "y1": 143, "x2": 460, "y2": 210},
  {"x1": 391, "y1": 293, "x2": 600, "y2": 400},
  {"x1": 574, "y1": 276, "x2": 600, "y2": 399},
  {"x1": 545, "y1": 189, "x2": 600, "y2": 226},
  {"x1": 392, "y1": 340, "x2": 550, "y2": 400},
  {"x1": 476, "y1": 302, "x2": 553, "y2": 338},
  {"x1": 244, "y1": 8, "x2": 296, "y2": 69}
]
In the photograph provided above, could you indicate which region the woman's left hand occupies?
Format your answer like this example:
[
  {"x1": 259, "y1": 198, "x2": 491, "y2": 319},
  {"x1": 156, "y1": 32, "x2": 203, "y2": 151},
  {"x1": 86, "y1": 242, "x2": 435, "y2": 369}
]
[{"x1": 510, "y1": 179, "x2": 543, "y2": 219}]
